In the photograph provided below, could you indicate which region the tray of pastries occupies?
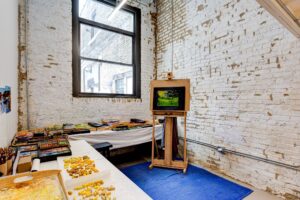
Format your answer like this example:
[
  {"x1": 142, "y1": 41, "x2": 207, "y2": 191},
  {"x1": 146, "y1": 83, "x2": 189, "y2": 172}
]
[
  {"x1": 57, "y1": 155, "x2": 102, "y2": 182},
  {"x1": 65, "y1": 170, "x2": 116, "y2": 200},
  {"x1": 0, "y1": 170, "x2": 68, "y2": 200}
]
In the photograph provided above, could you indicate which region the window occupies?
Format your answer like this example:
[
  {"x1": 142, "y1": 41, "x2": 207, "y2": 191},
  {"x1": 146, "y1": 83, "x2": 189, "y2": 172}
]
[{"x1": 72, "y1": 0, "x2": 141, "y2": 98}]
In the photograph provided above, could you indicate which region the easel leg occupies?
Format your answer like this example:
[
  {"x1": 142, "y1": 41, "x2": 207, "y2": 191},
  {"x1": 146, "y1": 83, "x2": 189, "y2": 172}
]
[
  {"x1": 149, "y1": 115, "x2": 155, "y2": 170},
  {"x1": 150, "y1": 113, "x2": 188, "y2": 172},
  {"x1": 183, "y1": 113, "x2": 187, "y2": 163},
  {"x1": 164, "y1": 117, "x2": 173, "y2": 165}
]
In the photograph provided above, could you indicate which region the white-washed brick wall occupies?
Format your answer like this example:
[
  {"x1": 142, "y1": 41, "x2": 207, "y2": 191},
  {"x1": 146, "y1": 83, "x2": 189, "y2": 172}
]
[
  {"x1": 18, "y1": 0, "x2": 156, "y2": 129},
  {"x1": 157, "y1": 0, "x2": 300, "y2": 199}
]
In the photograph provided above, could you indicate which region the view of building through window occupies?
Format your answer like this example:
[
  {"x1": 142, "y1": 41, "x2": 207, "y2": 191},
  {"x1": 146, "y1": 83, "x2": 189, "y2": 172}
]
[{"x1": 79, "y1": 0, "x2": 135, "y2": 95}]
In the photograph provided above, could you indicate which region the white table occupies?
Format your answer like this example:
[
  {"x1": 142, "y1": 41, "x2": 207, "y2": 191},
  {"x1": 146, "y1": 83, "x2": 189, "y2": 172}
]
[
  {"x1": 68, "y1": 125, "x2": 163, "y2": 149},
  {"x1": 40, "y1": 140, "x2": 152, "y2": 200}
]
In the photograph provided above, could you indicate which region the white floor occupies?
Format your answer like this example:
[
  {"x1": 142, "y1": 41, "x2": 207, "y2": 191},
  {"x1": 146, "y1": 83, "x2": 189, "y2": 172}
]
[{"x1": 245, "y1": 189, "x2": 281, "y2": 200}]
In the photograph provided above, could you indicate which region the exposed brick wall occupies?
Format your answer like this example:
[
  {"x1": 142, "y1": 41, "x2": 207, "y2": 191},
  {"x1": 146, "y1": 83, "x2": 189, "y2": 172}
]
[
  {"x1": 18, "y1": 0, "x2": 300, "y2": 198},
  {"x1": 156, "y1": 0, "x2": 300, "y2": 199},
  {"x1": 18, "y1": 0, "x2": 156, "y2": 129}
]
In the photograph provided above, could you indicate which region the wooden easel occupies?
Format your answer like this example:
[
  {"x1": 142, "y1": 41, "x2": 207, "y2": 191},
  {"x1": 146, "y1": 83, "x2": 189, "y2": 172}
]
[{"x1": 149, "y1": 73, "x2": 190, "y2": 173}]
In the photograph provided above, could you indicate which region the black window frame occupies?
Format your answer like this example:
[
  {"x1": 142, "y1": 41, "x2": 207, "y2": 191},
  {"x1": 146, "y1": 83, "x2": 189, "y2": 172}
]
[{"x1": 72, "y1": 0, "x2": 141, "y2": 98}]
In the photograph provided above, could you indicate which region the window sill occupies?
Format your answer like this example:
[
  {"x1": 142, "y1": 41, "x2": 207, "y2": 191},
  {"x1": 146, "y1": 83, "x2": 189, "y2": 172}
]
[{"x1": 73, "y1": 92, "x2": 141, "y2": 99}]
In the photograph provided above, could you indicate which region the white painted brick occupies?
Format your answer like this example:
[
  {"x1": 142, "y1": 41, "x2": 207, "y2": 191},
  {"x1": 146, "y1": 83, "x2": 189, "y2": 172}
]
[{"x1": 157, "y1": 0, "x2": 300, "y2": 199}]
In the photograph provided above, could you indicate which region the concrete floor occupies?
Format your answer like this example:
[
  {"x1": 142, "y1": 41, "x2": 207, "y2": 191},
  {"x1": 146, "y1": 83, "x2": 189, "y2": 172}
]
[
  {"x1": 245, "y1": 189, "x2": 281, "y2": 200},
  {"x1": 196, "y1": 165, "x2": 282, "y2": 200},
  {"x1": 111, "y1": 148, "x2": 282, "y2": 200}
]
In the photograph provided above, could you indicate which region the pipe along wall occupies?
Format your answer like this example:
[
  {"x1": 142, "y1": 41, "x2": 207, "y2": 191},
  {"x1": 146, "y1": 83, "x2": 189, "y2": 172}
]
[{"x1": 179, "y1": 137, "x2": 300, "y2": 171}]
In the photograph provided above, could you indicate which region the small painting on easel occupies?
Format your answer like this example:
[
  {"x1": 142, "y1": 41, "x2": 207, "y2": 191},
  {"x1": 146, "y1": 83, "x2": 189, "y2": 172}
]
[
  {"x1": 150, "y1": 79, "x2": 190, "y2": 113},
  {"x1": 0, "y1": 86, "x2": 11, "y2": 114},
  {"x1": 153, "y1": 87, "x2": 185, "y2": 111}
]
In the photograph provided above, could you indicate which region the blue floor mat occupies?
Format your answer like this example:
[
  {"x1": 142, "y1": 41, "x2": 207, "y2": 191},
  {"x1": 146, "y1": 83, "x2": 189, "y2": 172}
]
[{"x1": 121, "y1": 162, "x2": 252, "y2": 200}]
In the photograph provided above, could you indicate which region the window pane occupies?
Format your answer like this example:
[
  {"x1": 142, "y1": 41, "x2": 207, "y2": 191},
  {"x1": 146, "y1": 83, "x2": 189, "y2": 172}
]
[
  {"x1": 79, "y1": 0, "x2": 134, "y2": 32},
  {"x1": 81, "y1": 60, "x2": 133, "y2": 95},
  {"x1": 81, "y1": 24, "x2": 132, "y2": 64}
]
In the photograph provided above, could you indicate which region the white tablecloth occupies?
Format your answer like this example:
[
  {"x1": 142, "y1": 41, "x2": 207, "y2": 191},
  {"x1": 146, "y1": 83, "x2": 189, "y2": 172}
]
[
  {"x1": 68, "y1": 125, "x2": 163, "y2": 149},
  {"x1": 40, "y1": 140, "x2": 152, "y2": 200}
]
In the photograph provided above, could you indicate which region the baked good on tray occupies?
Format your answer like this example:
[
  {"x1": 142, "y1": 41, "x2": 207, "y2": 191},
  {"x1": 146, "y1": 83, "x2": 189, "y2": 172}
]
[{"x1": 0, "y1": 174, "x2": 66, "y2": 200}]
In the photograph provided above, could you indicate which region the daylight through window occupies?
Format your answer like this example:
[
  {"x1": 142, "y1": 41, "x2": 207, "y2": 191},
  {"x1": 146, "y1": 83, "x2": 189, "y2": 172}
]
[{"x1": 72, "y1": 0, "x2": 141, "y2": 97}]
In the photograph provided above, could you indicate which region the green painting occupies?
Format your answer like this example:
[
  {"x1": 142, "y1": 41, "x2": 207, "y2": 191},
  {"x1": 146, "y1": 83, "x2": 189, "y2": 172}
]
[{"x1": 157, "y1": 90, "x2": 179, "y2": 107}]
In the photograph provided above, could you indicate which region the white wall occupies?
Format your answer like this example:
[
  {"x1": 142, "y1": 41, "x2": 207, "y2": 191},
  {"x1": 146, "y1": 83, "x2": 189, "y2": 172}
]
[{"x1": 0, "y1": 0, "x2": 18, "y2": 147}]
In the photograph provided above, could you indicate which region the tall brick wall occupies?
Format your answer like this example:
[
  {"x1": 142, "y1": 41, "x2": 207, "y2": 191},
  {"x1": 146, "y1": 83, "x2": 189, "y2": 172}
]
[
  {"x1": 156, "y1": 0, "x2": 300, "y2": 199},
  {"x1": 18, "y1": 0, "x2": 156, "y2": 129}
]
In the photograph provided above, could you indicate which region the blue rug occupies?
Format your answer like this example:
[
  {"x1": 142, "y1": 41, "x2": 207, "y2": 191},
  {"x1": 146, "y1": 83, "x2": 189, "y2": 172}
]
[{"x1": 121, "y1": 162, "x2": 252, "y2": 200}]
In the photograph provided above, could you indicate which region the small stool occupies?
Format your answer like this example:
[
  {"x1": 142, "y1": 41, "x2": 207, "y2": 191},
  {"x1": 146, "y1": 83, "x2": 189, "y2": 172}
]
[{"x1": 92, "y1": 142, "x2": 113, "y2": 159}]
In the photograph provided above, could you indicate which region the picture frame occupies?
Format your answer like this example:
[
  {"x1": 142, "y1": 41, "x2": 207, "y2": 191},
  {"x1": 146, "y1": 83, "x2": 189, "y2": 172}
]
[{"x1": 0, "y1": 86, "x2": 11, "y2": 114}]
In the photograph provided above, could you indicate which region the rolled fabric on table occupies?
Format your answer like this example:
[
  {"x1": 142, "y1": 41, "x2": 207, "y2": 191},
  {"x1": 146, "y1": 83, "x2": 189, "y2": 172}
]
[{"x1": 31, "y1": 159, "x2": 40, "y2": 172}]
